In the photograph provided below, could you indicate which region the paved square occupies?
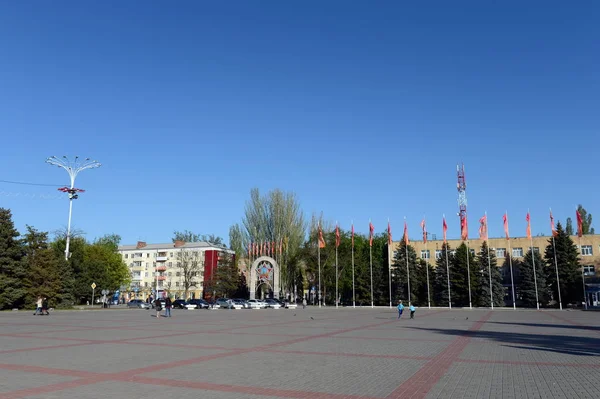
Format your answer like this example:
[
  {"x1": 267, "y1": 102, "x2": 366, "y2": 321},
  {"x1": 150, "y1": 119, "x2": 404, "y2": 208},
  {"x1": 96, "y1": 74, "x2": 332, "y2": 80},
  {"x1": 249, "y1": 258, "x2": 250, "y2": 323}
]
[{"x1": 0, "y1": 306, "x2": 599, "y2": 398}]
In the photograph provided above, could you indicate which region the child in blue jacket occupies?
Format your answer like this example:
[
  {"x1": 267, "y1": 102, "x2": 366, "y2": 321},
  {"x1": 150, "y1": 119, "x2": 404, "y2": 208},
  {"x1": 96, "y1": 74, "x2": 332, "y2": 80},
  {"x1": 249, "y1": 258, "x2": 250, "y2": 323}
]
[{"x1": 397, "y1": 301, "x2": 404, "y2": 319}]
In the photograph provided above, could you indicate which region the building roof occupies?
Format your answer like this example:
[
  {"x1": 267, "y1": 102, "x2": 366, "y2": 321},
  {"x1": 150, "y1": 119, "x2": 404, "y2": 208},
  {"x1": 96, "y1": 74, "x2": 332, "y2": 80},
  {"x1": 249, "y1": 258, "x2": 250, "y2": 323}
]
[{"x1": 118, "y1": 242, "x2": 233, "y2": 253}]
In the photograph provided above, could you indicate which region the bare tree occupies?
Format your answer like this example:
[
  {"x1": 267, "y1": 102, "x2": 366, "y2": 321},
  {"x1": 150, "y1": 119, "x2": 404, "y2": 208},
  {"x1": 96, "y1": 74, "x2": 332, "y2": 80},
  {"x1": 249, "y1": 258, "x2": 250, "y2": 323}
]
[{"x1": 176, "y1": 249, "x2": 203, "y2": 299}]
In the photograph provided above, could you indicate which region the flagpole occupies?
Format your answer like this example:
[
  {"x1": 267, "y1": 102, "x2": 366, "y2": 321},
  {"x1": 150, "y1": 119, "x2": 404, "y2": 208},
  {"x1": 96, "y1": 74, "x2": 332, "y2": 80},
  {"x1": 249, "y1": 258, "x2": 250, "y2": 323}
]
[
  {"x1": 485, "y1": 212, "x2": 493, "y2": 309},
  {"x1": 405, "y1": 218, "x2": 411, "y2": 306},
  {"x1": 550, "y1": 209, "x2": 562, "y2": 310},
  {"x1": 351, "y1": 221, "x2": 355, "y2": 308},
  {"x1": 388, "y1": 218, "x2": 392, "y2": 309},
  {"x1": 335, "y1": 223, "x2": 338, "y2": 309},
  {"x1": 506, "y1": 212, "x2": 516, "y2": 310},
  {"x1": 318, "y1": 225, "x2": 321, "y2": 309},
  {"x1": 443, "y1": 214, "x2": 451, "y2": 309},
  {"x1": 426, "y1": 240, "x2": 431, "y2": 309},
  {"x1": 466, "y1": 240, "x2": 472, "y2": 309},
  {"x1": 528, "y1": 210, "x2": 540, "y2": 310},
  {"x1": 579, "y1": 235, "x2": 587, "y2": 310},
  {"x1": 369, "y1": 219, "x2": 373, "y2": 308}
]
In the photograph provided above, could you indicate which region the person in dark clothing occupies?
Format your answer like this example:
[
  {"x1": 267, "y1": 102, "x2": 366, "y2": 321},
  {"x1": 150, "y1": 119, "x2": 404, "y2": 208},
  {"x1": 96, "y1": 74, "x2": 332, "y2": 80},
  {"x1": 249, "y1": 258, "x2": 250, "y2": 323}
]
[
  {"x1": 41, "y1": 298, "x2": 50, "y2": 315},
  {"x1": 164, "y1": 297, "x2": 172, "y2": 317}
]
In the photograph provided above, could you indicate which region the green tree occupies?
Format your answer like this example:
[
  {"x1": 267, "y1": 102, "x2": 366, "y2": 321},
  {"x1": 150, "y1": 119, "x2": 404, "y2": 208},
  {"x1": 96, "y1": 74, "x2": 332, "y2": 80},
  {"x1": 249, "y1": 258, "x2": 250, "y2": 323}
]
[
  {"x1": 83, "y1": 238, "x2": 130, "y2": 298},
  {"x1": 434, "y1": 243, "x2": 453, "y2": 307},
  {"x1": 212, "y1": 252, "x2": 240, "y2": 298},
  {"x1": 449, "y1": 243, "x2": 477, "y2": 307},
  {"x1": 23, "y1": 226, "x2": 69, "y2": 308},
  {"x1": 577, "y1": 204, "x2": 594, "y2": 234},
  {"x1": 51, "y1": 236, "x2": 86, "y2": 303},
  {"x1": 173, "y1": 230, "x2": 225, "y2": 246},
  {"x1": 501, "y1": 255, "x2": 517, "y2": 307},
  {"x1": 566, "y1": 218, "x2": 574, "y2": 235},
  {"x1": 544, "y1": 222, "x2": 582, "y2": 306},
  {"x1": 392, "y1": 241, "x2": 420, "y2": 304},
  {"x1": 517, "y1": 248, "x2": 547, "y2": 307},
  {"x1": 474, "y1": 242, "x2": 505, "y2": 307},
  {"x1": 415, "y1": 259, "x2": 434, "y2": 307},
  {"x1": 0, "y1": 208, "x2": 25, "y2": 309}
]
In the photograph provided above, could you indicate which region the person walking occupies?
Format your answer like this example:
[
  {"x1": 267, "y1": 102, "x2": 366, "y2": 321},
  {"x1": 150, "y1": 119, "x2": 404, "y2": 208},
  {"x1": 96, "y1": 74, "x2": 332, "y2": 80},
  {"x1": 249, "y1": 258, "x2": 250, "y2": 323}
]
[
  {"x1": 397, "y1": 301, "x2": 404, "y2": 319},
  {"x1": 164, "y1": 297, "x2": 172, "y2": 317},
  {"x1": 34, "y1": 296, "x2": 43, "y2": 315},
  {"x1": 409, "y1": 304, "x2": 416, "y2": 319},
  {"x1": 302, "y1": 297, "x2": 307, "y2": 309},
  {"x1": 154, "y1": 298, "x2": 162, "y2": 319},
  {"x1": 41, "y1": 297, "x2": 50, "y2": 315}
]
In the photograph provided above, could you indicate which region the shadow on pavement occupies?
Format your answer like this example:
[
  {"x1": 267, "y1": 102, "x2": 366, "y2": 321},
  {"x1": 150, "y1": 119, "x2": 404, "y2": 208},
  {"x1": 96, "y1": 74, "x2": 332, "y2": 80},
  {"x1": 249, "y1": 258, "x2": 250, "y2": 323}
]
[
  {"x1": 406, "y1": 326, "x2": 600, "y2": 357},
  {"x1": 487, "y1": 321, "x2": 600, "y2": 333}
]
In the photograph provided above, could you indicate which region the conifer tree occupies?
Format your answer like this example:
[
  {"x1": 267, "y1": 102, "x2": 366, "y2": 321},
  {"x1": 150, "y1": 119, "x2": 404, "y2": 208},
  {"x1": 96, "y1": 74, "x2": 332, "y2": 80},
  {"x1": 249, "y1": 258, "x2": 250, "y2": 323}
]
[
  {"x1": 544, "y1": 222, "x2": 582, "y2": 305},
  {"x1": 0, "y1": 208, "x2": 25, "y2": 309},
  {"x1": 434, "y1": 243, "x2": 453, "y2": 307},
  {"x1": 392, "y1": 241, "x2": 420, "y2": 304},
  {"x1": 517, "y1": 248, "x2": 547, "y2": 307},
  {"x1": 450, "y1": 243, "x2": 477, "y2": 307},
  {"x1": 475, "y1": 242, "x2": 505, "y2": 307}
]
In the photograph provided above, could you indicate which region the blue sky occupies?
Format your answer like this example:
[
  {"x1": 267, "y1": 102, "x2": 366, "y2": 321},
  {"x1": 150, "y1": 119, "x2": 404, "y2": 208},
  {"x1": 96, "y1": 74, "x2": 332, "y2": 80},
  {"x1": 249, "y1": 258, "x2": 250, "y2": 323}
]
[{"x1": 0, "y1": 1, "x2": 598, "y2": 245}]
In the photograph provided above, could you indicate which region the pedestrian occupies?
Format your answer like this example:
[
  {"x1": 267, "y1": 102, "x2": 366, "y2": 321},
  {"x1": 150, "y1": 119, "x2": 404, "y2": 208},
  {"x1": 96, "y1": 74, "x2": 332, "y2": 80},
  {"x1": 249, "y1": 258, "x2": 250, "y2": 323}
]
[
  {"x1": 164, "y1": 296, "x2": 172, "y2": 317},
  {"x1": 302, "y1": 298, "x2": 307, "y2": 309},
  {"x1": 397, "y1": 301, "x2": 404, "y2": 319},
  {"x1": 154, "y1": 298, "x2": 162, "y2": 318},
  {"x1": 34, "y1": 296, "x2": 42, "y2": 315},
  {"x1": 409, "y1": 304, "x2": 416, "y2": 319},
  {"x1": 41, "y1": 297, "x2": 50, "y2": 315}
]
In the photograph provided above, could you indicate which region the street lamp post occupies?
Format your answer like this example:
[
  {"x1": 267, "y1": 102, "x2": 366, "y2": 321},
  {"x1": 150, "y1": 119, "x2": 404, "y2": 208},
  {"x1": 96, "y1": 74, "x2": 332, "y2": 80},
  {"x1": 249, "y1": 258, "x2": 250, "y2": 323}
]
[{"x1": 45, "y1": 156, "x2": 101, "y2": 260}]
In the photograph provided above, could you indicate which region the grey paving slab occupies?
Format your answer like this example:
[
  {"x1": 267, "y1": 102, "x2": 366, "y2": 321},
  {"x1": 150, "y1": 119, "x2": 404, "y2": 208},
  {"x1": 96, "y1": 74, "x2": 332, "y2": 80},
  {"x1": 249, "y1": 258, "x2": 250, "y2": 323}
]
[
  {"x1": 0, "y1": 369, "x2": 76, "y2": 394},
  {"x1": 0, "y1": 336, "x2": 85, "y2": 352}
]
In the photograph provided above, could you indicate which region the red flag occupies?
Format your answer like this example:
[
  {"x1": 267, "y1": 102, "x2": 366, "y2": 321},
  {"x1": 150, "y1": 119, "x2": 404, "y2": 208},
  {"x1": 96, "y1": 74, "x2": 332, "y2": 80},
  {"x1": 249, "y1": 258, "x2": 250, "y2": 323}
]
[
  {"x1": 351, "y1": 223, "x2": 355, "y2": 248},
  {"x1": 318, "y1": 225, "x2": 326, "y2": 248},
  {"x1": 420, "y1": 219, "x2": 427, "y2": 243},
  {"x1": 460, "y1": 215, "x2": 468, "y2": 241},
  {"x1": 442, "y1": 217, "x2": 448, "y2": 244},
  {"x1": 479, "y1": 215, "x2": 488, "y2": 241},
  {"x1": 577, "y1": 210, "x2": 583, "y2": 237},
  {"x1": 335, "y1": 224, "x2": 340, "y2": 248},
  {"x1": 369, "y1": 222, "x2": 374, "y2": 247},
  {"x1": 550, "y1": 210, "x2": 557, "y2": 237},
  {"x1": 526, "y1": 212, "x2": 532, "y2": 240},
  {"x1": 387, "y1": 221, "x2": 392, "y2": 245},
  {"x1": 503, "y1": 213, "x2": 510, "y2": 240},
  {"x1": 403, "y1": 221, "x2": 409, "y2": 245}
]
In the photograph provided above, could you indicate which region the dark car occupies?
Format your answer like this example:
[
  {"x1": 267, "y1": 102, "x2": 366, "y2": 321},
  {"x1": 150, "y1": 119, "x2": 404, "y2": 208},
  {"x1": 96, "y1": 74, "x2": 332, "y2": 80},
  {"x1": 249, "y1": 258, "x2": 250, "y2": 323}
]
[
  {"x1": 172, "y1": 299, "x2": 187, "y2": 309},
  {"x1": 186, "y1": 299, "x2": 209, "y2": 309}
]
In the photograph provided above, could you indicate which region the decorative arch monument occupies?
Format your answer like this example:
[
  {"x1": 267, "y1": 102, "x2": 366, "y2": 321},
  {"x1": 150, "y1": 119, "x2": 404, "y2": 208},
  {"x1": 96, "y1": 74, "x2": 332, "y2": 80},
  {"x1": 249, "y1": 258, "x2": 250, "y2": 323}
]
[{"x1": 249, "y1": 256, "x2": 280, "y2": 300}]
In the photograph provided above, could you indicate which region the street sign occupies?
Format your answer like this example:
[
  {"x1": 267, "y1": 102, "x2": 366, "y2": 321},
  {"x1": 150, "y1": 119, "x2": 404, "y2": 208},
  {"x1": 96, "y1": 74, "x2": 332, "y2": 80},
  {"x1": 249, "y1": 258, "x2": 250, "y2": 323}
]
[{"x1": 91, "y1": 283, "x2": 96, "y2": 289}]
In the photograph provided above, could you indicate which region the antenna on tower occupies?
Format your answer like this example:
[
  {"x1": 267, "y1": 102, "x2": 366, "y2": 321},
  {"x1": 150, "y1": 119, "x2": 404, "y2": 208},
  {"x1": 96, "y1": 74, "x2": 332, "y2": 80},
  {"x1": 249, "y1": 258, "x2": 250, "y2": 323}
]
[{"x1": 457, "y1": 163, "x2": 467, "y2": 226}]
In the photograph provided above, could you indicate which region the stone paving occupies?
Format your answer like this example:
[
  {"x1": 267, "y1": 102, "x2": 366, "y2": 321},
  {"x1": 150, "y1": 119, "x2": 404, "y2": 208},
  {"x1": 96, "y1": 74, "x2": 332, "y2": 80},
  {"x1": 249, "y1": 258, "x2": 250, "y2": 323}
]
[{"x1": 0, "y1": 306, "x2": 599, "y2": 398}]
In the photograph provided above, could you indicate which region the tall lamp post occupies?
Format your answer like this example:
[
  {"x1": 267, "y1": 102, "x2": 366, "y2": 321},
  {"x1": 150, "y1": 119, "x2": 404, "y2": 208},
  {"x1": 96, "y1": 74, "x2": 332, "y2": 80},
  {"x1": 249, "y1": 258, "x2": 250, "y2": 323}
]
[{"x1": 46, "y1": 156, "x2": 101, "y2": 260}]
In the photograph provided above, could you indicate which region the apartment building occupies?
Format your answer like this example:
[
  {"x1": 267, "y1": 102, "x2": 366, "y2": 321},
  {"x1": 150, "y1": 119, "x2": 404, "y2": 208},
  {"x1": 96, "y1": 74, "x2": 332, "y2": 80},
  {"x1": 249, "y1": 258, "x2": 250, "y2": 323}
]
[{"x1": 118, "y1": 240, "x2": 234, "y2": 300}]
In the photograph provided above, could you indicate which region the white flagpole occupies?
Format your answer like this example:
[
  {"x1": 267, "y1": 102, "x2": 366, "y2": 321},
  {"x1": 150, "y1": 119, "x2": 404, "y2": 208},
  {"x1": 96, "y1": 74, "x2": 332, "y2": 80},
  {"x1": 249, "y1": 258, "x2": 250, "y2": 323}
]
[
  {"x1": 550, "y1": 208, "x2": 562, "y2": 310},
  {"x1": 424, "y1": 217, "x2": 430, "y2": 309},
  {"x1": 444, "y1": 214, "x2": 451, "y2": 309},
  {"x1": 388, "y1": 218, "x2": 392, "y2": 308},
  {"x1": 405, "y1": 217, "x2": 411, "y2": 306},
  {"x1": 466, "y1": 240, "x2": 472, "y2": 309},
  {"x1": 529, "y1": 210, "x2": 540, "y2": 310},
  {"x1": 318, "y1": 223, "x2": 321, "y2": 309},
  {"x1": 335, "y1": 222, "x2": 339, "y2": 309},
  {"x1": 506, "y1": 212, "x2": 516, "y2": 310},
  {"x1": 369, "y1": 219, "x2": 373, "y2": 308},
  {"x1": 485, "y1": 212, "x2": 493, "y2": 309},
  {"x1": 580, "y1": 236, "x2": 587, "y2": 310},
  {"x1": 351, "y1": 220, "x2": 355, "y2": 308}
]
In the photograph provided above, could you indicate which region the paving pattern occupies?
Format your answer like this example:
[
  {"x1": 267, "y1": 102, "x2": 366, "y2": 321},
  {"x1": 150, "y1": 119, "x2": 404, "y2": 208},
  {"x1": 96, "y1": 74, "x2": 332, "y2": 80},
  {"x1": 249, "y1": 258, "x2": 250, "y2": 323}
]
[{"x1": 0, "y1": 306, "x2": 599, "y2": 398}]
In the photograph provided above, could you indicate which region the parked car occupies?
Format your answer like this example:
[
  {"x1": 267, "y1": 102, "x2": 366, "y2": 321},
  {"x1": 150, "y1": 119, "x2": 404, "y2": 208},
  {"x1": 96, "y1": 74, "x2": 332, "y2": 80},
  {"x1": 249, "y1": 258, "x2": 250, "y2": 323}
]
[
  {"x1": 231, "y1": 299, "x2": 246, "y2": 309},
  {"x1": 265, "y1": 299, "x2": 282, "y2": 309},
  {"x1": 172, "y1": 299, "x2": 187, "y2": 309},
  {"x1": 245, "y1": 299, "x2": 265, "y2": 309},
  {"x1": 127, "y1": 299, "x2": 151, "y2": 309},
  {"x1": 285, "y1": 301, "x2": 298, "y2": 309},
  {"x1": 185, "y1": 299, "x2": 210, "y2": 310},
  {"x1": 216, "y1": 298, "x2": 232, "y2": 309}
]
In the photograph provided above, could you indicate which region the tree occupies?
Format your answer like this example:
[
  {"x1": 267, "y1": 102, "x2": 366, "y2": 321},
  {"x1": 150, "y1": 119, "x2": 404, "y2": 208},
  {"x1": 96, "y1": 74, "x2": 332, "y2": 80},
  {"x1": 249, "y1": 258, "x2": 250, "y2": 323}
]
[
  {"x1": 449, "y1": 243, "x2": 477, "y2": 307},
  {"x1": 23, "y1": 226, "x2": 68, "y2": 308},
  {"x1": 173, "y1": 230, "x2": 225, "y2": 246},
  {"x1": 0, "y1": 208, "x2": 25, "y2": 309},
  {"x1": 175, "y1": 249, "x2": 203, "y2": 299},
  {"x1": 212, "y1": 252, "x2": 240, "y2": 297},
  {"x1": 474, "y1": 242, "x2": 505, "y2": 307},
  {"x1": 83, "y1": 238, "x2": 130, "y2": 295},
  {"x1": 577, "y1": 204, "x2": 595, "y2": 234},
  {"x1": 566, "y1": 218, "x2": 574, "y2": 235},
  {"x1": 544, "y1": 222, "x2": 582, "y2": 306},
  {"x1": 434, "y1": 243, "x2": 453, "y2": 307},
  {"x1": 517, "y1": 248, "x2": 547, "y2": 307},
  {"x1": 392, "y1": 242, "x2": 420, "y2": 304},
  {"x1": 501, "y1": 255, "x2": 517, "y2": 306}
]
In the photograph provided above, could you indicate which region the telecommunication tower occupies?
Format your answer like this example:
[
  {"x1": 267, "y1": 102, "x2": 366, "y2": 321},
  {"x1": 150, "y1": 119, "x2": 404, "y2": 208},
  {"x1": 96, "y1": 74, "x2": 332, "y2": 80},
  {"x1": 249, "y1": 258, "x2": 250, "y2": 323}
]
[{"x1": 457, "y1": 163, "x2": 467, "y2": 231}]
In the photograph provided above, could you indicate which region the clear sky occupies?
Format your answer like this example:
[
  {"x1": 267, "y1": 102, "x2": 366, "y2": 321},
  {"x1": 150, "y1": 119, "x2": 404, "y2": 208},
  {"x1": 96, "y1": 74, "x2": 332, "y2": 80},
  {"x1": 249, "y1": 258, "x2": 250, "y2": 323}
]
[{"x1": 0, "y1": 1, "x2": 598, "y2": 245}]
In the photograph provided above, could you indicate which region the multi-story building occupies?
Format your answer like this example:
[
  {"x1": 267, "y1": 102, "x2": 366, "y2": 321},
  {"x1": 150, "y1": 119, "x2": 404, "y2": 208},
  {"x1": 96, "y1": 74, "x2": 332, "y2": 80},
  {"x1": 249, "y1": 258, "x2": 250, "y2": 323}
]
[
  {"x1": 118, "y1": 240, "x2": 234, "y2": 300},
  {"x1": 392, "y1": 234, "x2": 600, "y2": 306}
]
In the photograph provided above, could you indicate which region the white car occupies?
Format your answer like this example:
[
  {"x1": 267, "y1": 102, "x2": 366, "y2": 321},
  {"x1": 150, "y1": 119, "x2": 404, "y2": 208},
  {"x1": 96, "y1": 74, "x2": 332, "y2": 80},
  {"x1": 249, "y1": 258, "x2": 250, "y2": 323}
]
[
  {"x1": 285, "y1": 302, "x2": 298, "y2": 309},
  {"x1": 265, "y1": 299, "x2": 282, "y2": 309},
  {"x1": 246, "y1": 299, "x2": 265, "y2": 309}
]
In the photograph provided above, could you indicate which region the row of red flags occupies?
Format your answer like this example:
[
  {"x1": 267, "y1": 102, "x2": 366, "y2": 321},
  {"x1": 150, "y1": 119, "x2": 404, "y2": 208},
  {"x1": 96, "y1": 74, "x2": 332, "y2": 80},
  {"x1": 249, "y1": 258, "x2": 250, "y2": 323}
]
[
  {"x1": 312, "y1": 209, "x2": 584, "y2": 250},
  {"x1": 247, "y1": 240, "x2": 285, "y2": 257}
]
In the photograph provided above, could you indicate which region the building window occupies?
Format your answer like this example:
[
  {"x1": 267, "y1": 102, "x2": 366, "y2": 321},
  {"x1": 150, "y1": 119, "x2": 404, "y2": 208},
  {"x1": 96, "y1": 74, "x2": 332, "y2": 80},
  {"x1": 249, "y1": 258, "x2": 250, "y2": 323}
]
[
  {"x1": 168, "y1": 272, "x2": 172, "y2": 276},
  {"x1": 420, "y1": 250, "x2": 430, "y2": 259},
  {"x1": 435, "y1": 250, "x2": 442, "y2": 260},
  {"x1": 125, "y1": 254, "x2": 129, "y2": 259},
  {"x1": 170, "y1": 252, "x2": 173, "y2": 257},
  {"x1": 176, "y1": 272, "x2": 181, "y2": 277},
  {"x1": 145, "y1": 272, "x2": 148, "y2": 277},
  {"x1": 496, "y1": 248, "x2": 506, "y2": 258},
  {"x1": 581, "y1": 245, "x2": 593, "y2": 256},
  {"x1": 153, "y1": 262, "x2": 156, "y2": 267},
  {"x1": 177, "y1": 262, "x2": 181, "y2": 267},
  {"x1": 533, "y1": 247, "x2": 540, "y2": 253},
  {"x1": 512, "y1": 248, "x2": 524, "y2": 257},
  {"x1": 168, "y1": 262, "x2": 172, "y2": 267},
  {"x1": 175, "y1": 282, "x2": 179, "y2": 287},
  {"x1": 583, "y1": 265, "x2": 595, "y2": 276},
  {"x1": 129, "y1": 263, "x2": 133, "y2": 267},
  {"x1": 153, "y1": 253, "x2": 157, "y2": 257},
  {"x1": 144, "y1": 282, "x2": 149, "y2": 287},
  {"x1": 145, "y1": 262, "x2": 149, "y2": 267},
  {"x1": 133, "y1": 261, "x2": 142, "y2": 267}
]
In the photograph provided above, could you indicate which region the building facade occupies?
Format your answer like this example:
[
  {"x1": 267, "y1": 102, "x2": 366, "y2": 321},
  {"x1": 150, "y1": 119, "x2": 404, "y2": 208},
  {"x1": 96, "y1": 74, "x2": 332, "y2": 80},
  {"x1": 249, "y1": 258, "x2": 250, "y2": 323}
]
[
  {"x1": 392, "y1": 234, "x2": 600, "y2": 306},
  {"x1": 118, "y1": 241, "x2": 235, "y2": 300}
]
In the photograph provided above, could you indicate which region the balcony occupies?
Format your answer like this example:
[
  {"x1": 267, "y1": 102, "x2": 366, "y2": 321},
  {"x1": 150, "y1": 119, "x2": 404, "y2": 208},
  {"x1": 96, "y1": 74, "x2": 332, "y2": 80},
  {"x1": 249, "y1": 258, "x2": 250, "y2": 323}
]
[
  {"x1": 157, "y1": 275, "x2": 167, "y2": 281},
  {"x1": 156, "y1": 265, "x2": 167, "y2": 272},
  {"x1": 131, "y1": 275, "x2": 143, "y2": 281},
  {"x1": 156, "y1": 256, "x2": 168, "y2": 262}
]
